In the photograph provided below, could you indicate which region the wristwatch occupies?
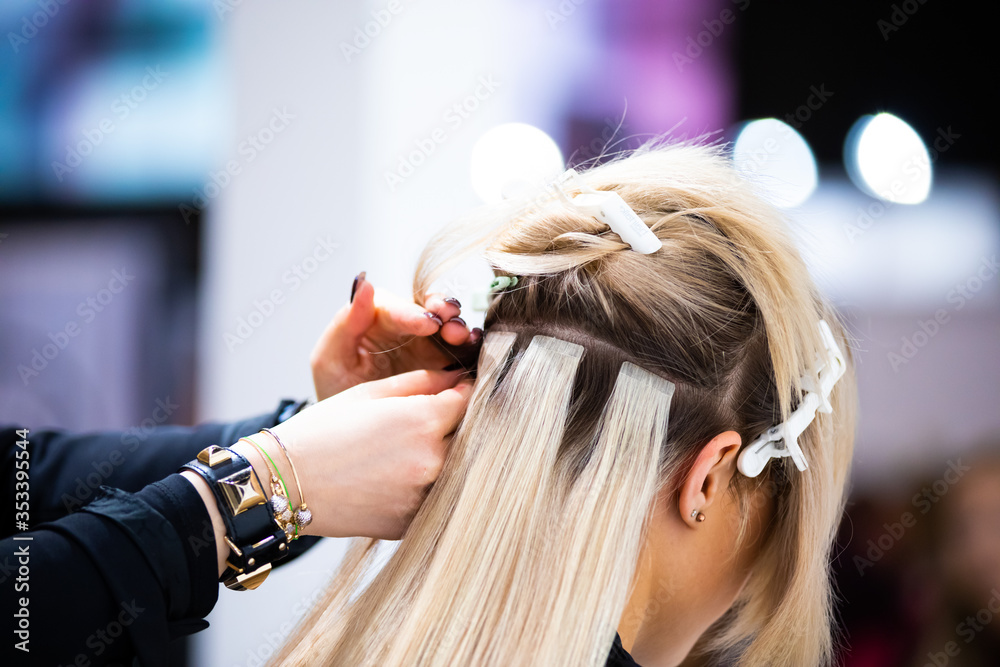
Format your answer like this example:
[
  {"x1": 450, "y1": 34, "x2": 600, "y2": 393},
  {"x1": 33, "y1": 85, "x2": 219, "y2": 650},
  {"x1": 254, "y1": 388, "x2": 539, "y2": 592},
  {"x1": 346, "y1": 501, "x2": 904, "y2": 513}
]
[{"x1": 181, "y1": 445, "x2": 289, "y2": 590}]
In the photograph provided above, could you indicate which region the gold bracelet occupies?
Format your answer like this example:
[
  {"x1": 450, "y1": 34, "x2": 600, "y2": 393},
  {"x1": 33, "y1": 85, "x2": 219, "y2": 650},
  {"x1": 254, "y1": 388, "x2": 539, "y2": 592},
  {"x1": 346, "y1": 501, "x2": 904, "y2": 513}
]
[
  {"x1": 240, "y1": 436, "x2": 297, "y2": 542},
  {"x1": 260, "y1": 428, "x2": 312, "y2": 529}
]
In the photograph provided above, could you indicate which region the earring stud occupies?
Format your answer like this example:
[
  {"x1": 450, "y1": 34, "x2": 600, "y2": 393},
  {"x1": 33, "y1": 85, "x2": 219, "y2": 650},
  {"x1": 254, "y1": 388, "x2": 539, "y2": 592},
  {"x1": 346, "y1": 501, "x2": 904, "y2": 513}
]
[{"x1": 691, "y1": 509, "x2": 706, "y2": 522}]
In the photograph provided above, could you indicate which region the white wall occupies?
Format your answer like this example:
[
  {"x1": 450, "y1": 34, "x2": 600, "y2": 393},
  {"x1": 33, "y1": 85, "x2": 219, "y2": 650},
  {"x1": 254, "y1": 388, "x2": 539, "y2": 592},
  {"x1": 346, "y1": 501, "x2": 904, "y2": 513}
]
[
  {"x1": 192, "y1": 1, "x2": 571, "y2": 664},
  {"x1": 194, "y1": 3, "x2": 363, "y2": 664}
]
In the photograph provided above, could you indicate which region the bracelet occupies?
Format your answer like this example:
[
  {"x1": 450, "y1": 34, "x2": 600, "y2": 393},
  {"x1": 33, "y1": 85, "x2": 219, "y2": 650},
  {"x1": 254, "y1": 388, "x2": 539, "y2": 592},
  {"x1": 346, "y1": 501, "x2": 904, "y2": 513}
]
[
  {"x1": 240, "y1": 436, "x2": 297, "y2": 542},
  {"x1": 180, "y1": 445, "x2": 289, "y2": 591},
  {"x1": 277, "y1": 397, "x2": 312, "y2": 423},
  {"x1": 261, "y1": 428, "x2": 312, "y2": 530}
]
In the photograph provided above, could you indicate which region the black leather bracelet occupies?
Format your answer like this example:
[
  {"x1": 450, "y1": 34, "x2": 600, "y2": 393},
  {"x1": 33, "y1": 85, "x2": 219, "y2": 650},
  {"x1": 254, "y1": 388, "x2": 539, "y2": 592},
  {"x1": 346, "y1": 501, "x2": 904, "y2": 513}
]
[
  {"x1": 181, "y1": 445, "x2": 289, "y2": 591},
  {"x1": 277, "y1": 398, "x2": 311, "y2": 423}
]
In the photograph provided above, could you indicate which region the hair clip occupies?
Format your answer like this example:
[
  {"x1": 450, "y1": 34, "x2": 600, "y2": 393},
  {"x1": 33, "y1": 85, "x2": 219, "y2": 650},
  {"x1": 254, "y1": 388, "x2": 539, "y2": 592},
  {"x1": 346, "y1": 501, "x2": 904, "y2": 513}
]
[
  {"x1": 737, "y1": 320, "x2": 847, "y2": 478},
  {"x1": 553, "y1": 169, "x2": 662, "y2": 255},
  {"x1": 489, "y1": 276, "x2": 519, "y2": 292}
]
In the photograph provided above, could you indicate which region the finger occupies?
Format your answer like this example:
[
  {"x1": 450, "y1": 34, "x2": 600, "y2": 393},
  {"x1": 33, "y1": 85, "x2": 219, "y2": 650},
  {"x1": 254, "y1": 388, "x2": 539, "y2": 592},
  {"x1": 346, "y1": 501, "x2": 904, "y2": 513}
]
[
  {"x1": 332, "y1": 277, "x2": 378, "y2": 361},
  {"x1": 428, "y1": 379, "x2": 474, "y2": 433},
  {"x1": 372, "y1": 288, "x2": 442, "y2": 339},
  {"x1": 438, "y1": 317, "x2": 471, "y2": 346},
  {"x1": 423, "y1": 292, "x2": 462, "y2": 322},
  {"x1": 350, "y1": 368, "x2": 465, "y2": 401}
]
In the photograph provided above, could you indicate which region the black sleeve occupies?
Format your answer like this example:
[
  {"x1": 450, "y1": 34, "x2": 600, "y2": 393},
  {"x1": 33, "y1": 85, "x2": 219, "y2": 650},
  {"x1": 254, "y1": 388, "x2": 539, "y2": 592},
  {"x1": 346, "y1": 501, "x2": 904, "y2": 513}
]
[
  {"x1": 1, "y1": 404, "x2": 290, "y2": 531},
  {"x1": 2, "y1": 474, "x2": 218, "y2": 666},
  {"x1": 1, "y1": 402, "x2": 319, "y2": 665}
]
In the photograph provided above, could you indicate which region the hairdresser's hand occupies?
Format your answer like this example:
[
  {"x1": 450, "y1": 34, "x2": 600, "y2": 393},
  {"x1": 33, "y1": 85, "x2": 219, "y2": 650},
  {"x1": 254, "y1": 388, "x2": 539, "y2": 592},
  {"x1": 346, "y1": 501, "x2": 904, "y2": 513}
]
[
  {"x1": 218, "y1": 370, "x2": 471, "y2": 545},
  {"x1": 187, "y1": 369, "x2": 472, "y2": 574},
  {"x1": 272, "y1": 369, "x2": 471, "y2": 538},
  {"x1": 310, "y1": 272, "x2": 482, "y2": 400}
]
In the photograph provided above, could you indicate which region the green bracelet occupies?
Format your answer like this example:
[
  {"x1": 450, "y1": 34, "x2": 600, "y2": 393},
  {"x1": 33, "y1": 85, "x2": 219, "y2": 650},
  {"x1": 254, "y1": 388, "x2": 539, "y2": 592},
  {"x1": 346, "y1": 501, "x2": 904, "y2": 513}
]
[
  {"x1": 240, "y1": 436, "x2": 289, "y2": 497},
  {"x1": 240, "y1": 436, "x2": 297, "y2": 541}
]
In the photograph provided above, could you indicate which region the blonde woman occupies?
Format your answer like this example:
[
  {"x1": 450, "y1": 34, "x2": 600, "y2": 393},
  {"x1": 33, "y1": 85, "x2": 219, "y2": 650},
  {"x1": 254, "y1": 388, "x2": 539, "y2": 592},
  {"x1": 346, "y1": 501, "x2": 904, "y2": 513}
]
[{"x1": 278, "y1": 142, "x2": 858, "y2": 666}]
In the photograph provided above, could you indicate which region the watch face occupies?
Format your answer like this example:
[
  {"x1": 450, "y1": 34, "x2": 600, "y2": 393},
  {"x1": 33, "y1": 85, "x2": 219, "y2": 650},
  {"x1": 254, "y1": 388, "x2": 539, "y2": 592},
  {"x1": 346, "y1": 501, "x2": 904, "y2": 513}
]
[{"x1": 219, "y1": 468, "x2": 267, "y2": 515}]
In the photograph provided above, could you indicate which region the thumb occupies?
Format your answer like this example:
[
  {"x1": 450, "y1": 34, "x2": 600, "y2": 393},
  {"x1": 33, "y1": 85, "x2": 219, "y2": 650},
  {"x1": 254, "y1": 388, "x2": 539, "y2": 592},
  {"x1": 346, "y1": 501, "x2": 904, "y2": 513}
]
[
  {"x1": 314, "y1": 275, "x2": 377, "y2": 365},
  {"x1": 347, "y1": 368, "x2": 467, "y2": 401},
  {"x1": 342, "y1": 277, "x2": 377, "y2": 341},
  {"x1": 429, "y1": 379, "x2": 474, "y2": 433}
]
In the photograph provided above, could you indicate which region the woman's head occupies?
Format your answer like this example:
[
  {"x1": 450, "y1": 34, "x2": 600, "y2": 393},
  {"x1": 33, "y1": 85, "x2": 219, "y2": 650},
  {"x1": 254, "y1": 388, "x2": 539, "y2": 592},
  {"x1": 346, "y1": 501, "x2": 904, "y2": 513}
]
[{"x1": 279, "y1": 142, "x2": 856, "y2": 667}]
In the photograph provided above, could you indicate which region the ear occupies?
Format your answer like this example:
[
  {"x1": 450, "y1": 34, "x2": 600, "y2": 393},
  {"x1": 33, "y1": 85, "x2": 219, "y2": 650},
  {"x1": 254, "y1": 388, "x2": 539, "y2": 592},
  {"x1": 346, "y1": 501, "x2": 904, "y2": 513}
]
[{"x1": 678, "y1": 431, "x2": 742, "y2": 528}]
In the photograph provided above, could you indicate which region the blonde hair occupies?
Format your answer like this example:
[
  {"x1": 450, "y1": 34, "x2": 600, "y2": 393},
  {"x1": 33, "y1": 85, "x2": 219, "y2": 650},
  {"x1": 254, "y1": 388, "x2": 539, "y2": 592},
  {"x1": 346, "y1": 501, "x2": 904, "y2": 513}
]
[{"x1": 277, "y1": 142, "x2": 857, "y2": 666}]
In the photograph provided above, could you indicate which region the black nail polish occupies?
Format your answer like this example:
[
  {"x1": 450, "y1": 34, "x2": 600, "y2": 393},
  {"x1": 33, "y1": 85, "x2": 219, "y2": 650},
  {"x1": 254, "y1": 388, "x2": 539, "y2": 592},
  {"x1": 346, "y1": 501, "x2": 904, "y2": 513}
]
[
  {"x1": 444, "y1": 297, "x2": 462, "y2": 308},
  {"x1": 424, "y1": 311, "x2": 444, "y2": 326},
  {"x1": 350, "y1": 271, "x2": 366, "y2": 303},
  {"x1": 447, "y1": 316, "x2": 466, "y2": 327},
  {"x1": 469, "y1": 327, "x2": 483, "y2": 345}
]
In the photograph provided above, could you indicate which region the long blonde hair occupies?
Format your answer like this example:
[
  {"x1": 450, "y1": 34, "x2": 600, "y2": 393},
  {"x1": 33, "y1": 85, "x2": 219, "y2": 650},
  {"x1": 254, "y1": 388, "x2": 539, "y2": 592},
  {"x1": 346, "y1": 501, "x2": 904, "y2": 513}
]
[{"x1": 277, "y1": 142, "x2": 857, "y2": 666}]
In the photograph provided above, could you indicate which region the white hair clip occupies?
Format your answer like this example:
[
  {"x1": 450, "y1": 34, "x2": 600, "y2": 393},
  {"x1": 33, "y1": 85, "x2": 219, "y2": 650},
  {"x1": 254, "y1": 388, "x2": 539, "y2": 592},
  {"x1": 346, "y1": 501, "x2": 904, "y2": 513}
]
[
  {"x1": 737, "y1": 320, "x2": 847, "y2": 478},
  {"x1": 553, "y1": 169, "x2": 662, "y2": 254}
]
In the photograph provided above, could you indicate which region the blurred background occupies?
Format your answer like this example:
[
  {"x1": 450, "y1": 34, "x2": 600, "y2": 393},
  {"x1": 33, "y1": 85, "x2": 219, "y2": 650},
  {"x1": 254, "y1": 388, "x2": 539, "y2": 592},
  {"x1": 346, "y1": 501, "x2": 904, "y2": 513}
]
[{"x1": 1, "y1": 1, "x2": 997, "y2": 665}]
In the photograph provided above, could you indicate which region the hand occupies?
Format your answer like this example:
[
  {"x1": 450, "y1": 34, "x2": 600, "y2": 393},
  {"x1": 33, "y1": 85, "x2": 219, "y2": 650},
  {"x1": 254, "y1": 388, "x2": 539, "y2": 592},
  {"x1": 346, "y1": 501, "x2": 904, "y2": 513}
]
[
  {"x1": 246, "y1": 368, "x2": 472, "y2": 540},
  {"x1": 185, "y1": 368, "x2": 472, "y2": 576},
  {"x1": 310, "y1": 272, "x2": 482, "y2": 400}
]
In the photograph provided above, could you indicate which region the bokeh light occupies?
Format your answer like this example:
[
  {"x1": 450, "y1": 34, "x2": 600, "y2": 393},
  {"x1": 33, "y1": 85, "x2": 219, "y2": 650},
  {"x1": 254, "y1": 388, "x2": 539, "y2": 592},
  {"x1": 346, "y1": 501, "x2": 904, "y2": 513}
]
[
  {"x1": 733, "y1": 118, "x2": 817, "y2": 208},
  {"x1": 845, "y1": 112, "x2": 932, "y2": 205},
  {"x1": 470, "y1": 122, "x2": 563, "y2": 204}
]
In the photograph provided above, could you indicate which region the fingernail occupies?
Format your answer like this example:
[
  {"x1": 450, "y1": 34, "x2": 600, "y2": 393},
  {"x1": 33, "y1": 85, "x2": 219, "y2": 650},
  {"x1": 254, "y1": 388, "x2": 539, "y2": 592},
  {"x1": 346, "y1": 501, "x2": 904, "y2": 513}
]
[
  {"x1": 444, "y1": 297, "x2": 462, "y2": 308},
  {"x1": 350, "y1": 271, "x2": 366, "y2": 303},
  {"x1": 424, "y1": 311, "x2": 444, "y2": 327},
  {"x1": 469, "y1": 327, "x2": 483, "y2": 345},
  {"x1": 447, "y1": 316, "x2": 466, "y2": 327},
  {"x1": 443, "y1": 362, "x2": 463, "y2": 371}
]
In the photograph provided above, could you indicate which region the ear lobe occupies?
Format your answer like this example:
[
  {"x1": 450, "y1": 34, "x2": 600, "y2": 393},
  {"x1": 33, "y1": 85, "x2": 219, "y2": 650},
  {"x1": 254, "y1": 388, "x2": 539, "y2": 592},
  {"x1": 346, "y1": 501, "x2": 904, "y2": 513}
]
[{"x1": 678, "y1": 431, "x2": 742, "y2": 527}]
